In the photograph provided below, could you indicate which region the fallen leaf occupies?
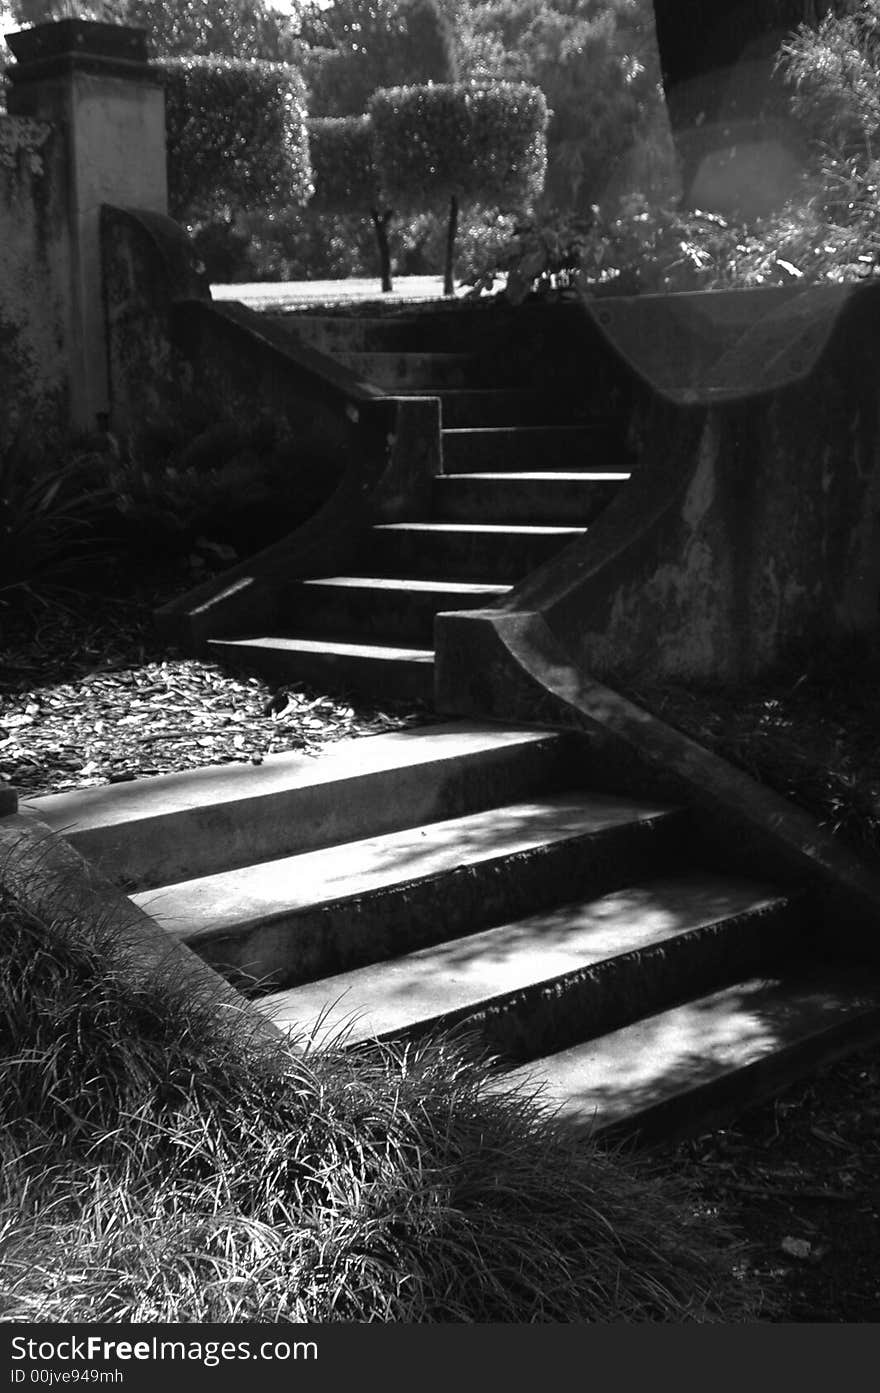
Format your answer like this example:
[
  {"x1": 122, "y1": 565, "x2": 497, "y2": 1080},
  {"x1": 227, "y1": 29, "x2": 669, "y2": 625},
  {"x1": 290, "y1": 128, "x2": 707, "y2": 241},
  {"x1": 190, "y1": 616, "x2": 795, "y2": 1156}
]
[{"x1": 781, "y1": 1236, "x2": 812, "y2": 1261}]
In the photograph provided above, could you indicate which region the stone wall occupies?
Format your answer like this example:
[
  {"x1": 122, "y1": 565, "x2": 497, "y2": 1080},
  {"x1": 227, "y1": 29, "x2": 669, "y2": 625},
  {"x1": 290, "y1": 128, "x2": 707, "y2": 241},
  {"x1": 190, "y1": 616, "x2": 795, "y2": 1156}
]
[
  {"x1": 438, "y1": 283, "x2": 880, "y2": 689},
  {"x1": 0, "y1": 112, "x2": 73, "y2": 453}
]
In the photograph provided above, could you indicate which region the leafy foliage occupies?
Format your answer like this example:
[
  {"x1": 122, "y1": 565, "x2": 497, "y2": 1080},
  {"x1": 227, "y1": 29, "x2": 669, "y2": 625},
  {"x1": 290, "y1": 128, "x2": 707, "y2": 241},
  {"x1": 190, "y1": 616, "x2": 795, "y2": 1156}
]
[
  {"x1": 464, "y1": 184, "x2": 880, "y2": 302},
  {"x1": 159, "y1": 54, "x2": 312, "y2": 224},
  {"x1": 8, "y1": 0, "x2": 304, "y2": 60},
  {"x1": 0, "y1": 438, "x2": 109, "y2": 597},
  {"x1": 304, "y1": 0, "x2": 458, "y2": 116},
  {"x1": 453, "y1": 0, "x2": 677, "y2": 213},
  {"x1": 369, "y1": 79, "x2": 546, "y2": 291},
  {"x1": 369, "y1": 80, "x2": 547, "y2": 214},
  {"x1": 307, "y1": 114, "x2": 378, "y2": 212},
  {"x1": 101, "y1": 413, "x2": 341, "y2": 556},
  {"x1": 779, "y1": 1, "x2": 880, "y2": 172}
]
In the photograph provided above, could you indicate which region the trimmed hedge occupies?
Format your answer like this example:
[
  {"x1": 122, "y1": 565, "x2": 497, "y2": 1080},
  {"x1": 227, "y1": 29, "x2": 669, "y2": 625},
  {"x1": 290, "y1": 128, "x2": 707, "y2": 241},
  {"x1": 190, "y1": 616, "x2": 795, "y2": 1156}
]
[
  {"x1": 369, "y1": 81, "x2": 548, "y2": 293},
  {"x1": 369, "y1": 81, "x2": 548, "y2": 214},
  {"x1": 160, "y1": 55, "x2": 312, "y2": 222},
  {"x1": 307, "y1": 115, "x2": 394, "y2": 292},
  {"x1": 307, "y1": 116, "x2": 378, "y2": 212}
]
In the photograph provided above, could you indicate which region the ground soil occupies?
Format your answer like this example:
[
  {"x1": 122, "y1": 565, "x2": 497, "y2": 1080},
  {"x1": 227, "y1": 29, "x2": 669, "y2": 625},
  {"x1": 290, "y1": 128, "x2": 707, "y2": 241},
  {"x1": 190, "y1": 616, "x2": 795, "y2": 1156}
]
[{"x1": 2, "y1": 566, "x2": 879, "y2": 1321}]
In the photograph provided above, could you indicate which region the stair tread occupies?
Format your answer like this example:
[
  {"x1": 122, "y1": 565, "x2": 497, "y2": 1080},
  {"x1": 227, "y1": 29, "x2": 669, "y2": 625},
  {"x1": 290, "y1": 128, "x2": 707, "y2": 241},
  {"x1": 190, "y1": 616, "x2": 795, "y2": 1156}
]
[
  {"x1": 503, "y1": 974, "x2": 880, "y2": 1135},
  {"x1": 25, "y1": 721, "x2": 555, "y2": 830},
  {"x1": 257, "y1": 871, "x2": 793, "y2": 1044},
  {"x1": 371, "y1": 522, "x2": 586, "y2": 536},
  {"x1": 295, "y1": 576, "x2": 512, "y2": 595},
  {"x1": 132, "y1": 792, "x2": 682, "y2": 942},
  {"x1": 436, "y1": 472, "x2": 631, "y2": 483},
  {"x1": 442, "y1": 424, "x2": 610, "y2": 436},
  {"x1": 209, "y1": 636, "x2": 434, "y2": 662}
]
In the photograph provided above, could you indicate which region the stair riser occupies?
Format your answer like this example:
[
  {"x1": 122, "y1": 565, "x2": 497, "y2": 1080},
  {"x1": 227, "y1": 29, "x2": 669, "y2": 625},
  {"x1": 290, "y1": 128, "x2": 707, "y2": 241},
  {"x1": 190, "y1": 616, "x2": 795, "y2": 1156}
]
[
  {"x1": 335, "y1": 352, "x2": 475, "y2": 389},
  {"x1": 433, "y1": 391, "x2": 617, "y2": 431},
  {"x1": 208, "y1": 639, "x2": 433, "y2": 702},
  {"x1": 432, "y1": 476, "x2": 625, "y2": 526},
  {"x1": 185, "y1": 812, "x2": 692, "y2": 994},
  {"x1": 280, "y1": 581, "x2": 506, "y2": 646},
  {"x1": 361, "y1": 527, "x2": 582, "y2": 583},
  {"x1": 442, "y1": 428, "x2": 611, "y2": 474},
  {"x1": 385, "y1": 899, "x2": 807, "y2": 1063},
  {"x1": 69, "y1": 736, "x2": 586, "y2": 890}
]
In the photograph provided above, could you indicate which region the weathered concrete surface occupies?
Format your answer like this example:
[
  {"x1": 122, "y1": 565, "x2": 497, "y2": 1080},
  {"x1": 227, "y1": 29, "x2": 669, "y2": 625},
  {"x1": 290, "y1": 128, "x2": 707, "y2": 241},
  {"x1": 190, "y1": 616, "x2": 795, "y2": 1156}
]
[
  {"x1": 6, "y1": 20, "x2": 167, "y2": 432},
  {"x1": 25, "y1": 722, "x2": 572, "y2": 889},
  {"x1": 101, "y1": 204, "x2": 210, "y2": 431},
  {"x1": 434, "y1": 609, "x2": 880, "y2": 960},
  {"x1": 156, "y1": 302, "x2": 443, "y2": 651},
  {"x1": 0, "y1": 114, "x2": 72, "y2": 451},
  {"x1": 497, "y1": 283, "x2": 880, "y2": 685},
  {"x1": 0, "y1": 810, "x2": 285, "y2": 1053}
]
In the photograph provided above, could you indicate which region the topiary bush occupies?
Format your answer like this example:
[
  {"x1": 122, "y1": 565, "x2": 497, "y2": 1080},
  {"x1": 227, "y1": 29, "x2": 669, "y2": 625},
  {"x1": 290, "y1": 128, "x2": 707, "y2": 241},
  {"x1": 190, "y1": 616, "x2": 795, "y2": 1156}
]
[
  {"x1": 370, "y1": 81, "x2": 548, "y2": 294},
  {"x1": 160, "y1": 55, "x2": 312, "y2": 227},
  {"x1": 307, "y1": 115, "x2": 394, "y2": 290}
]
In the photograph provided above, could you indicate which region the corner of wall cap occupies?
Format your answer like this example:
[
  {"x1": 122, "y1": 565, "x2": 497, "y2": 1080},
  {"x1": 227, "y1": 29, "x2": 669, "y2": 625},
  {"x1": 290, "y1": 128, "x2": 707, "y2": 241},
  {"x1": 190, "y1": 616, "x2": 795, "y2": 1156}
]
[{"x1": 5, "y1": 19, "x2": 148, "y2": 68}]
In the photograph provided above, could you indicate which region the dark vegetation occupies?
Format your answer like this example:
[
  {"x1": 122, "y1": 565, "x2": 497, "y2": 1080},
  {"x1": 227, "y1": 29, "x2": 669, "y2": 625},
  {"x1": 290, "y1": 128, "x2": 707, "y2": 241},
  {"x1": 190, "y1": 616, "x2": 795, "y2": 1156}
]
[{"x1": 0, "y1": 878, "x2": 761, "y2": 1321}]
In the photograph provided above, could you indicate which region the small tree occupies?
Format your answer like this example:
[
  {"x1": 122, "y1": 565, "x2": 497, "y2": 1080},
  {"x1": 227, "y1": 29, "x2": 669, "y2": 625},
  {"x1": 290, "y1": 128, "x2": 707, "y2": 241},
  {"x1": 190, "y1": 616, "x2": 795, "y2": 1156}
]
[
  {"x1": 370, "y1": 81, "x2": 547, "y2": 294},
  {"x1": 160, "y1": 55, "x2": 312, "y2": 225},
  {"x1": 308, "y1": 115, "x2": 394, "y2": 290}
]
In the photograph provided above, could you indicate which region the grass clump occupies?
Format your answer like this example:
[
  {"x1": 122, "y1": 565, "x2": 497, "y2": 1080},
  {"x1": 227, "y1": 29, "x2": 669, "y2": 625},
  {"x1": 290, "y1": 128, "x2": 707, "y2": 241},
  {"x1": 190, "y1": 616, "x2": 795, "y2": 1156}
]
[{"x1": 0, "y1": 887, "x2": 760, "y2": 1323}]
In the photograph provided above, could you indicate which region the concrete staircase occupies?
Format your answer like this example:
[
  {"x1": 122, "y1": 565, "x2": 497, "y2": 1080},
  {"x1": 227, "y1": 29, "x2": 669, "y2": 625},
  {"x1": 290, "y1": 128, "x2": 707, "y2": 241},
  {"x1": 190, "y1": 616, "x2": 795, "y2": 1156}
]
[
  {"x1": 25, "y1": 303, "x2": 879, "y2": 1146},
  {"x1": 207, "y1": 308, "x2": 631, "y2": 702},
  {"x1": 26, "y1": 720, "x2": 880, "y2": 1144}
]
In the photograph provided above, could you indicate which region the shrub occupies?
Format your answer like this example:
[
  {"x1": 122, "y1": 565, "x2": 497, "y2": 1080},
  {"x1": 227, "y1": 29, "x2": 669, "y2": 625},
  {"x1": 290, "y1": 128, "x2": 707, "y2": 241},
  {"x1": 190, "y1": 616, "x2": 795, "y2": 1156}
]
[
  {"x1": 159, "y1": 54, "x2": 312, "y2": 226},
  {"x1": 370, "y1": 81, "x2": 548, "y2": 293},
  {"x1": 778, "y1": 1, "x2": 880, "y2": 167},
  {"x1": 102, "y1": 412, "x2": 342, "y2": 558},
  {"x1": 307, "y1": 115, "x2": 394, "y2": 290},
  {"x1": 463, "y1": 188, "x2": 880, "y2": 304},
  {"x1": 0, "y1": 437, "x2": 110, "y2": 598}
]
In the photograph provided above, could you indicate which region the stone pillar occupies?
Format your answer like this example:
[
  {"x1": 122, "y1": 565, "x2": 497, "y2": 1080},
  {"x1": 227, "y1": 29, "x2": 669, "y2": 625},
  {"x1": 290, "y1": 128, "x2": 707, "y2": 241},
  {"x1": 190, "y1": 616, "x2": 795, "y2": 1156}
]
[{"x1": 5, "y1": 19, "x2": 167, "y2": 434}]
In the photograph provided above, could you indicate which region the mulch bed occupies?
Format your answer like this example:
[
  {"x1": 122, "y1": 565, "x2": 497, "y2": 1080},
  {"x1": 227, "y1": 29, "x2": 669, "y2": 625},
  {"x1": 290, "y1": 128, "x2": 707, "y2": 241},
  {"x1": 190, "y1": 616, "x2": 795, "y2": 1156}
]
[
  {"x1": 662, "y1": 1049, "x2": 880, "y2": 1322},
  {"x1": 0, "y1": 567, "x2": 434, "y2": 800},
  {"x1": 2, "y1": 568, "x2": 880, "y2": 1320}
]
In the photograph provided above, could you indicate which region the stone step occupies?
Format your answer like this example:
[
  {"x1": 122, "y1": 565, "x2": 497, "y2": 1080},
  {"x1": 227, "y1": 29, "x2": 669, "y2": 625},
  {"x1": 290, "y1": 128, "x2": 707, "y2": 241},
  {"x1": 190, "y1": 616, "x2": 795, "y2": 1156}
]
[
  {"x1": 442, "y1": 425, "x2": 616, "y2": 473},
  {"x1": 258, "y1": 872, "x2": 804, "y2": 1058},
  {"x1": 504, "y1": 973, "x2": 880, "y2": 1144},
  {"x1": 432, "y1": 472, "x2": 630, "y2": 525},
  {"x1": 133, "y1": 795, "x2": 689, "y2": 992},
  {"x1": 207, "y1": 634, "x2": 435, "y2": 702},
  {"x1": 422, "y1": 389, "x2": 618, "y2": 431},
  {"x1": 280, "y1": 575, "x2": 511, "y2": 646},
  {"x1": 26, "y1": 722, "x2": 576, "y2": 891},
  {"x1": 335, "y1": 350, "x2": 476, "y2": 389},
  {"x1": 360, "y1": 521, "x2": 585, "y2": 583}
]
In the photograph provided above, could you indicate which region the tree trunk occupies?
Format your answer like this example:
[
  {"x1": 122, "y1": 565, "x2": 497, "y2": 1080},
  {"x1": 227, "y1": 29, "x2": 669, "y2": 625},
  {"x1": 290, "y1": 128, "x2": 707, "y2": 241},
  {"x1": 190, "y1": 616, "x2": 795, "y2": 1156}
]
[
  {"x1": 370, "y1": 207, "x2": 393, "y2": 293},
  {"x1": 444, "y1": 193, "x2": 458, "y2": 298},
  {"x1": 652, "y1": 2, "x2": 851, "y2": 201}
]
